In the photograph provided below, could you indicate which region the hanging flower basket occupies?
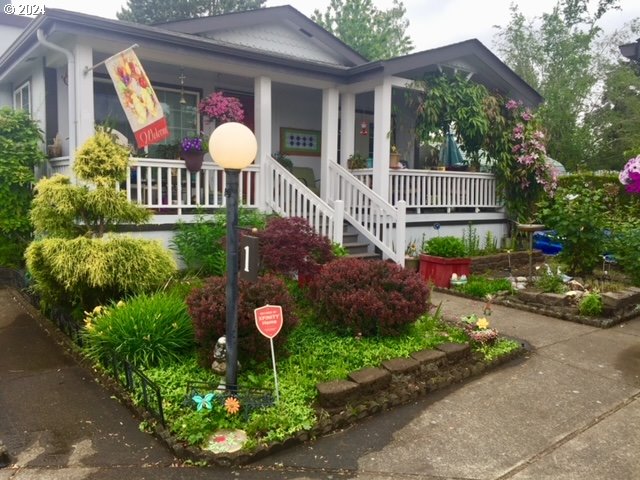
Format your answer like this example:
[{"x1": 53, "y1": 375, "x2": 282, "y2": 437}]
[{"x1": 180, "y1": 136, "x2": 206, "y2": 172}]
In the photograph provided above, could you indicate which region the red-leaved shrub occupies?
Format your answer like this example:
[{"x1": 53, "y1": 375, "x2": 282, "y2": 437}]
[
  {"x1": 258, "y1": 217, "x2": 334, "y2": 278},
  {"x1": 309, "y1": 258, "x2": 429, "y2": 337},
  {"x1": 186, "y1": 274, "x2": 298, "y2": 365}
]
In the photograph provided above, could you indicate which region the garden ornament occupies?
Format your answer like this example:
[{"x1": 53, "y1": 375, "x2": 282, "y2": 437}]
[{"x1": 211, "y1": 335, "x2": 227, "y2": 376}]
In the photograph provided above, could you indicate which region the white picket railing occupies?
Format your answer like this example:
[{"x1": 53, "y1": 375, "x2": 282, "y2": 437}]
[
  {"x1": 351, "y1": 168, "x2": 499, "y2": 212},
  {"x1": 47, "y1": 156, "x2": 71, "y2": 177},
  {"x1": 43, "y1": 156, "x2": 259, "y2": 214},
  {"x1": 264, "y1": 155, "x2": 343, "y2": 243},
  {"x1": 328, "y1": 162, "x2": 405, "y2": 264}
]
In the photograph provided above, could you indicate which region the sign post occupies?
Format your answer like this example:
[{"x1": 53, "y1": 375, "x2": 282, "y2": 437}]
[{"x1": 254, "y1": 305, "x2": 283, "y2": 402}]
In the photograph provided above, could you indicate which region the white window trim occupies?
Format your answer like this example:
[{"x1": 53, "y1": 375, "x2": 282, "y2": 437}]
[{"x1": 13, "y1": 80, "x2": 31, "y2": 113}]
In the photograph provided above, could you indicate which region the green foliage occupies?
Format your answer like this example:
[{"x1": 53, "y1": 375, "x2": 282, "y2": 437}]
[
  {"x1": 331, "y1": 242, "x2": 348, "y2": 257},
  {"x1": 30, "y1": 133, "x2": 151, "y2": 238},
  {"x1": 483, "y1": 231, "x2": 499, "y2": 254},
  {"x1": 74, "y1": 131, "x2": 130, "y2": 185},
  {"x1": 454, "y1": 276, "x2": 514, "y2": 298},
  {"x1": 411, "y1": 73, "x2": 491, "y2": 164},
  {"x1": 0, "y1": 107, "x2": 46, "y2": 266},
  {"x1": 25, "y1": 236, "x2": 176, "y2": 311},
  {"x1": 347, "y1": 152, "x2": 368, "y2": 169},
  {"x1": 494, "y1": 1, "x2": 621, "y2": 171},
  {"x1": 82, "y1": 292, "x2": 194, "y2": 367},
  {"x1": 117, "y1": 0, "x2": 266, "y2": 24},
  {"x1": 462, "y1": 223, "x2": 481, "y2": 256},
  {"x1": 475, "y1": 338, "x2": 521, "y2": 362},
  {"x1": 171, "y1": 208, "x2": 267, "y2": 276},
  {"x1": 578, "y1": 291, "x2": 603, "y2": 316},
  {"x1": 539, "y1": 183, "x2": 608, "y2": 275},
  {"x1": 534, "y1": 265, "x2": 567, "y2": 294},
  {"x1": 272, "y1": 151, "x2": 293, "y2": 171},
  {"x1": 608, "y1": 221, "x2": 640, "y2": 286},
  {"x1": 312, "y1": 0, "x2": 413, "y2": 60},
  {"x1": 422, "y1": 236, "x2": 467, "y2": 258}
]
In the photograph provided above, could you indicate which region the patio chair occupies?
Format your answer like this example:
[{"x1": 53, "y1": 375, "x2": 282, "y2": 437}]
[{"x1": 291, "y1": 166, "x2": 320, "y2": 195}]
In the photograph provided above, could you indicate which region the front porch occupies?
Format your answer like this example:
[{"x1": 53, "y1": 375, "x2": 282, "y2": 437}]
[{"x1": 47, "y1": 154, "x2": 507, "y2": 264}]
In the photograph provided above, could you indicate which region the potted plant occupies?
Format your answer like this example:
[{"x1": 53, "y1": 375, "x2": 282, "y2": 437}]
[
  {"x1": 273, "y1": 151, "x2": 293, "y2": 171},
  {"x1": 419, "y1": 236, "x2": 470, "y2": 288},
  {"x1": 180, "y1": 135, "x2": 207, "y2": 172},
  {"x1": 198, "y1": 91, "x2": 245, "y2": 126},
  {"x1": 347, "y1": 152, "x2": 368, "y2": 170},
  {"x1": 390, "y1": 145, "x2": 400, "y2": 168}
]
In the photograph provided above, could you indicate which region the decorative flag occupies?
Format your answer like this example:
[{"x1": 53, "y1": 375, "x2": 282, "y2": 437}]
[{"x1": 104, "y1": 48, "x2": 169, "y2": 148}]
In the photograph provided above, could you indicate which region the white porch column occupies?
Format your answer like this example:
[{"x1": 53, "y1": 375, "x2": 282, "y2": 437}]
[
  {"x1": 254, "y1": 76, "x2": 272, "y2": 211},
  {"x1": 320, "y1": 87, "x2": 339, "y2": 201},
  {"x1": 339, "y1": 92, "x2": 355, "y2": 167},
  {"x1": 373, "y1": 77, "x2": 392, "y2": 201},
  {"x1": 75, "y1": 44, "x2": 94, "y2": 153}
]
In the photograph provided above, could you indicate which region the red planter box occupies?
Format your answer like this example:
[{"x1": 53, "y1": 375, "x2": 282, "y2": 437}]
[{"x1": 419, "y1": 254, "x2": 471, "y2": 288}]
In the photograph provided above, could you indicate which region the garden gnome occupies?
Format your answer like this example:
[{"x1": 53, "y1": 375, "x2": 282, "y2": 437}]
[{"x1": 211, "y1": 335, "x2": 227, "y2": 376}]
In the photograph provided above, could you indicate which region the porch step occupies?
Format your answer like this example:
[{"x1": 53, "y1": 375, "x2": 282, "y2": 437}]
[
  {"x1": 347, "y1": 252, "x2": 382, "y2": 261},
  {"x1": 342, "y1": 241, "x2": 371, "y2": 255}
]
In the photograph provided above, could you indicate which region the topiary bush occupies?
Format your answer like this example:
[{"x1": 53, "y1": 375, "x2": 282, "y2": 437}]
[
  {"x1": 309, "y1": 258, "x2": 429, "y2": 337},
  {"x1": 25, "y1": 236, "x2": 176, "y2": 314},
  {"x1": 258, "y1": 216, "x2": 334, "y2": 278},
  {"x1": 82, "y1": 291, "x2": 194, "y2": 367},
  {"x1": 186, "y1": 274, "x2": 298, "y2": 366}
]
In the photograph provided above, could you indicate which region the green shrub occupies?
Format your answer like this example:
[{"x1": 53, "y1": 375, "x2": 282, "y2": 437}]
[
  {"x1": 578, "y1": 291, "x2": 603, "y2": 316},
  {"x1": 25, "y1": 236, "x2": 176, "y2": 313},
  {"x1": 422, "y1": 236, "x2": 467, "y2": 258},
  {"x1": 171, "y1": 208, "x2": 267, "y2": 276},
  {"x1": 608, "y1": 222, "x2": 640, "y2": 286},
  {"x1": 539, "y1": 184, "x2": 608, "y2": 276},
  {"x1": 82, "y1": 292, "x2": 194, "y2": 367},
  {"x1": 186, "y1": 274, "x2": 298, "y2": 366},
  {"x1": 0, "y1": 107, "x2": 46, "y2": 266},
  {"x1": 462, "y1": 223, "x2": 481, "y2": 256},
  {"x1": 309, "y1": 258, "x2": 429, "y2": 337},
  {"x1": 454, "y1": 276, "x2": 513, "y2": 298}
]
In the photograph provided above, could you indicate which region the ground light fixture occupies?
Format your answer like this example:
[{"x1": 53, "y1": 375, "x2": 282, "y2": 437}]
[{"x1": 208, "y1": 122, "x2": 257, "y2": 390}]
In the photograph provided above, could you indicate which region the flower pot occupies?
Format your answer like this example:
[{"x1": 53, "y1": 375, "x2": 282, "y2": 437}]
[
  {"x1": 390, "y1": 152, "x2": 401, "y2": 168},
  {"x1": 419, "y1": 254, "x2": 471, "y2": 288},
  {"x1": 181, "y1": 150, "x2": 204, "y2": 172},
  {"x1": 404, "y1": 256, "x2": 419, "y2": 272}
]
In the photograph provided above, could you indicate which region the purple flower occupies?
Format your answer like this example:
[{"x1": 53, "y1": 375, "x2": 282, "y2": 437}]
[
  {"x1": 181, "y1": 136, "x2": 204, "y2": 152},
  {"x1": 505, "y1": 99, "x2": 519, "y2": 111}
]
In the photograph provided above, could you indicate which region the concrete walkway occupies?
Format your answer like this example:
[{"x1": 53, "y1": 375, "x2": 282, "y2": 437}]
[{"x1": 1, "y1": 286, "x2": 639, "y2": 479}]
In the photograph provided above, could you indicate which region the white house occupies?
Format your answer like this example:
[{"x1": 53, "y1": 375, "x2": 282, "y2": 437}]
[{"x1": 0, "y1": 6, "x2": 542, "y2": 263}]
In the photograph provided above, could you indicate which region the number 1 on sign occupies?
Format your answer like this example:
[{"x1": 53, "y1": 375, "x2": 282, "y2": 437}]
[{"x1": 244, "y1": 245, "x2": 249, "y2": 272}]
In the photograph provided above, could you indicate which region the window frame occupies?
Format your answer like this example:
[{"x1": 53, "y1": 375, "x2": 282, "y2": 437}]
[{"x1": 13, "y1": 80, "x2": 31, "y2": 113}]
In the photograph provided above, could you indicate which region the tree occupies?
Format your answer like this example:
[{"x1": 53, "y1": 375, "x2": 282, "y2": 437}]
[
  {"x1": 311, "y1": 0, "x2": 413, "y2": 61},
  {"x1": 494, "y1": 0, "x2": 620, "y2": 171},
  {"x1": 117, "y1": 0, "x2": 265, "y2": 24}
]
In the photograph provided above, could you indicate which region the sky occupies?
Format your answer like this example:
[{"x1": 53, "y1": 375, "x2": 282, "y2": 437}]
[{"x1": 22, "y1": 0, "x2": 640, "y2": 53}]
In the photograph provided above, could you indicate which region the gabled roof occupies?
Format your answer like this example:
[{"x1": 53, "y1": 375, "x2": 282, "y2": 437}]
[
  {"x1": 157, "y1": 6, "x2": 367, "y2": 67},
  {"x1": 0, "y1": 7, "x2": 542, "y2": 106},
  {"x1": 354, "y1": 39, "x2": 544, "y2": 106}
]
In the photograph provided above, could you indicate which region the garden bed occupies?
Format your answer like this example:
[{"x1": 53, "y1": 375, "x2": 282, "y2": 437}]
[
  {"x1": 470, "y1": 250, "x2": 545, "y2": 274},
  {"x1": 9, "y1": 286, "x2": 527, "y2": 467},
  {"x1": 494, "y1": 287, "x2": 640, "y2": 328}
]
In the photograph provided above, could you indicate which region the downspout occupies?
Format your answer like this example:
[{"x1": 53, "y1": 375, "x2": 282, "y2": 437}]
[{"x1": 36, "y1": 29, "x2": 76, "y2": 169}]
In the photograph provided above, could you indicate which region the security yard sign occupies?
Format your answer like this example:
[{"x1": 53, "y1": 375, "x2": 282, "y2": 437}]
[{"x1": 254, "y1": 305, "x2": 283, "y2": 401}]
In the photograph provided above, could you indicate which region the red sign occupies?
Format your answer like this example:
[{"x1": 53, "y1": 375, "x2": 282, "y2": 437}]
[{"x1": 254, "y1": 305, "x2": 283, "y2": 339}]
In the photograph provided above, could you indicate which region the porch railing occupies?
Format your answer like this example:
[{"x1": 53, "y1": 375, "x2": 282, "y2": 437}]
[
  {"x1": 351, "y1": 169, "x2": 499, "y2": 212},
  {"x1": 43, "y1": 156, "x2": 259, "y2": 214},
  {"x1": 328, "y1": 162, "x2": 405, "y2": 264},
  {"x1": 264, "y1": 155, "x2": 343, "y2": 243}
]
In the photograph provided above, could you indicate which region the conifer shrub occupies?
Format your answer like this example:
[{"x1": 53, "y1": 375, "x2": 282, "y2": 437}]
[
  {"x1": 186, "y1": 274, "x2": 298, "y2": 366},
  {"x1": 309, "y1": 258, "x2": 429, "y2": 337},
  {"x1": 25, "y1": 236, "x2": 176, "y2": 312},
  {"x1": 258, "y1": 217, "x2": 334, "y2": 278}
]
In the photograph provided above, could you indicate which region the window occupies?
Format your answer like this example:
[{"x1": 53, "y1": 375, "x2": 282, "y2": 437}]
[
  {"x1": 93, "y1": 78, "x2": 200, "y2": 155},
  {"x1": 13, "y1": 81, "x2": 31, "y2": 113}
]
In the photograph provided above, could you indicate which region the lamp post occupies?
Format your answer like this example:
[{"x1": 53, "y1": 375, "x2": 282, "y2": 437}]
[{"x1": 208, "y1": 122, "x2": 257, "y2": 390}]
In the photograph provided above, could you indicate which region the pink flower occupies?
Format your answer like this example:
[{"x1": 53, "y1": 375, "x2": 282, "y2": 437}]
[
  {"x1": 198, "y1": 91, "x2": 245, "y2": 123},
  {"x1": 505, "y1": 99, "x2": 520, "y2": 111},
  {"x1": 521, "y1": 110, "x2": 533, "y2": 121}
]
